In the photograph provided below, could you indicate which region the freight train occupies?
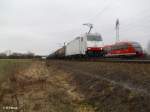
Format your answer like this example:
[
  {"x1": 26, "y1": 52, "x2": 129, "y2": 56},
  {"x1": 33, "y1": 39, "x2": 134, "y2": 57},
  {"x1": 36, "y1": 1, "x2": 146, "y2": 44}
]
[
  {"x1": 48, "y1": 33, "x2": 104, "y2": 59},
  {"x1": 47, "y1": 33, "x2": 144, "y2": 59}
]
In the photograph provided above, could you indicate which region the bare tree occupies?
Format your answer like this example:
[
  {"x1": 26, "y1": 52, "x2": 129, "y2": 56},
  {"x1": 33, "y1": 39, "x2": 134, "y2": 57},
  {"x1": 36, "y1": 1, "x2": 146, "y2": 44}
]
[{"x1": 0, "y1": 52, "x2": 7, "y2": 58}]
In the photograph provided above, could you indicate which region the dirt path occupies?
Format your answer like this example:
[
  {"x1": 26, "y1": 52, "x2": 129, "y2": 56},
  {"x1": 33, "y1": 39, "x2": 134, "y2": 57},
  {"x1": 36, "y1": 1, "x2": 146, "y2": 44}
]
[{"x1": 0, "y1": 61, "x2": 87, "y2": 112}]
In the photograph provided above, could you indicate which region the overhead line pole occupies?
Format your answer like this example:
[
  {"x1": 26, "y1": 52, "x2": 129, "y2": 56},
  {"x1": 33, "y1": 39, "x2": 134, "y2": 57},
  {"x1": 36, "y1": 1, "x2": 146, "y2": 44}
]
[{"x1": 116, "y1": 19, "x2": 120, "y2": 42}]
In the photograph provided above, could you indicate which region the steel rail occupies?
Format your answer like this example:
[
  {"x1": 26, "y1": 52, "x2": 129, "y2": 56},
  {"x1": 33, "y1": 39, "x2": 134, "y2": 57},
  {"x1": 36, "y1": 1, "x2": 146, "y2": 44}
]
[{"x1": 82, "y1": 58, "x2": 150, "y2": 64}]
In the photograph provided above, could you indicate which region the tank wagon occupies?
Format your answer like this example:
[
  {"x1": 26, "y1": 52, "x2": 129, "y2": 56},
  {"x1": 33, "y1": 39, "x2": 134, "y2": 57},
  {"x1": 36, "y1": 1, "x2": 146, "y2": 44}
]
[{"x1": 47, "y1": 47, "x2": 65, "y2": 59}]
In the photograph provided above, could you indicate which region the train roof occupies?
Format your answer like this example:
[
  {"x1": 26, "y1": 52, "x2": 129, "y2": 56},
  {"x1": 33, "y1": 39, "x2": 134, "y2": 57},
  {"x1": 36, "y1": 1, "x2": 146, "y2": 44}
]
[
  {"x1": 115, "y1": 41, "x2": 140, "y2": 44},
  {"x1": 72, "y1": 33, "x2": 102, "y2": 42},
  {"x1": 103, "y1": 41, "x2": 141, "y2": 48}
]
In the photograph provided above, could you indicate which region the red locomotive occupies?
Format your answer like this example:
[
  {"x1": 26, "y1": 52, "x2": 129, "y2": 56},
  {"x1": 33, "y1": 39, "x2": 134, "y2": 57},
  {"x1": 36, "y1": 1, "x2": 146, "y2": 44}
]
[{"x1": 103, "y1": 41, "x2": 144, "y2": 58}]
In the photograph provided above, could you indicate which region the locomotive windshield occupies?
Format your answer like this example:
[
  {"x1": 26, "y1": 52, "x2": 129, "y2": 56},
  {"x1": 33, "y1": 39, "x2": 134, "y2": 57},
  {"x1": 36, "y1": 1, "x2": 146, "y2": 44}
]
[
  {"x1": 131, "y1": 42, "x2": 142, "y2": 51},
  {"x1": 131, "y1": 42, "x2": 141, "y2": 47},
  {"x1": 87, "y1": 35, "x2": 102, "y2": 41}
]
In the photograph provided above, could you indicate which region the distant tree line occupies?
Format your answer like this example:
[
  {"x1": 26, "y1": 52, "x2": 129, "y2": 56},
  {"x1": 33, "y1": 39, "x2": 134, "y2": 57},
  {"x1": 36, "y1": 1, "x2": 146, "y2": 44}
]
[{"x1": 0, "y1": 51, "x2": 42, "y2": 59}]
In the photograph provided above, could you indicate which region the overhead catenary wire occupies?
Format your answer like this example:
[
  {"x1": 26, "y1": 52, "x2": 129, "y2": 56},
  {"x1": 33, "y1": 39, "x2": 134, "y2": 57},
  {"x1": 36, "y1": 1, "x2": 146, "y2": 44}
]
[{"x1": 88, "y1": 0, "x2": 119, "y2": 24}]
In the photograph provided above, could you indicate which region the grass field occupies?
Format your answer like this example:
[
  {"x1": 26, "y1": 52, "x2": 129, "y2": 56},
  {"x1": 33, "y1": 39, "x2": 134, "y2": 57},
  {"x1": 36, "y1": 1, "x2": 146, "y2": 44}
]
[{"x1": 0, "y1": 59, "x2": 32, "y2": 87}]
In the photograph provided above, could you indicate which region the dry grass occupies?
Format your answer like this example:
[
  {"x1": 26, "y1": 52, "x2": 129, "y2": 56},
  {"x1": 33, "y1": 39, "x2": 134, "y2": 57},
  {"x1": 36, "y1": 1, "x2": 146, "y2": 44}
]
[
  {"x1": 0, "y1": 59, "x2": 32, "y2": 111},
  {"x1": 0, "y1": 60, "x2": 79, "y2": 112},
  {"x1": 46, "y1": 60, "x2": 150, "y2": 112},
  {"x1": 1, "y1": 59, "x2": 150, "y2": 112},
  {"x1": 0, "y1": 59, "x2": 31, "y2": 84}
]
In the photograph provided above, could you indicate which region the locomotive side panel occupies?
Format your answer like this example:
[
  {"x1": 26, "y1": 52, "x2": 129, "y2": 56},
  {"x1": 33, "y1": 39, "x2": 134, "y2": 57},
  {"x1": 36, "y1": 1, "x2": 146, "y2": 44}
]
[{"x1": 65, "y1": 37, "x2": 86, "y2": 56}]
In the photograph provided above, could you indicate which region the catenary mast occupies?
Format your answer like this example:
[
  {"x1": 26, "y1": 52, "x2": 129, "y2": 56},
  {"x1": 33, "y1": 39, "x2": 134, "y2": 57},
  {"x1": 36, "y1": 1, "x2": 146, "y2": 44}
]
[{"x1": 116, "y1": 19, "x2": 120, "y2": 42}]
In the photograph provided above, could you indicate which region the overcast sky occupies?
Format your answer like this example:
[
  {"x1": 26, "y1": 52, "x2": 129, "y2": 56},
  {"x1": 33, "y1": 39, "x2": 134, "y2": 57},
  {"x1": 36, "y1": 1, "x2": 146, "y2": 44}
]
[{"x1": 0, "y1": 0, "x2": 150, "y2": 55}]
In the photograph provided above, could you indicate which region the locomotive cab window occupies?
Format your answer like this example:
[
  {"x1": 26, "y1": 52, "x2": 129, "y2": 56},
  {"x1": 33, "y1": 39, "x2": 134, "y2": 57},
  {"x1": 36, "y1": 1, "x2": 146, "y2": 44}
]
[
  {"x1": 131, "y1": 42, "x2": 142, "y2": 51},
  {"x1": 112, "y1": 44, "x2": 129, "y2": 50},
  {"x1": 87, "y1": 35, "x2": 102, "y2": 41},
  {"x1": 76, "y1": 37, "x2": 80, "y2": 40},
  {"x1": 81, "y1": 37, "x2": 83, "y2": 41}
]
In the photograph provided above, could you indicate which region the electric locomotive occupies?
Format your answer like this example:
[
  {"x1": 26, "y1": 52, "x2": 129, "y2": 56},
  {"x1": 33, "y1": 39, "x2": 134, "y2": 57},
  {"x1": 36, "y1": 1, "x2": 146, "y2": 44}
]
[{"x1": 65, "y1": 33, "x2": 104, "y2": 57}]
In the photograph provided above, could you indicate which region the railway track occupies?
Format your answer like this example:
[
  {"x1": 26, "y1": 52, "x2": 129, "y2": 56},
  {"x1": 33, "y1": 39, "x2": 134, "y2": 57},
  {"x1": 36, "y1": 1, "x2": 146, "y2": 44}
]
[
  {"x1": 89, "y1": 58, "x2": 150, "y2": 64},
  {"x1": 56, "y1": 58, "x2": 150, "y2": 64}
]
